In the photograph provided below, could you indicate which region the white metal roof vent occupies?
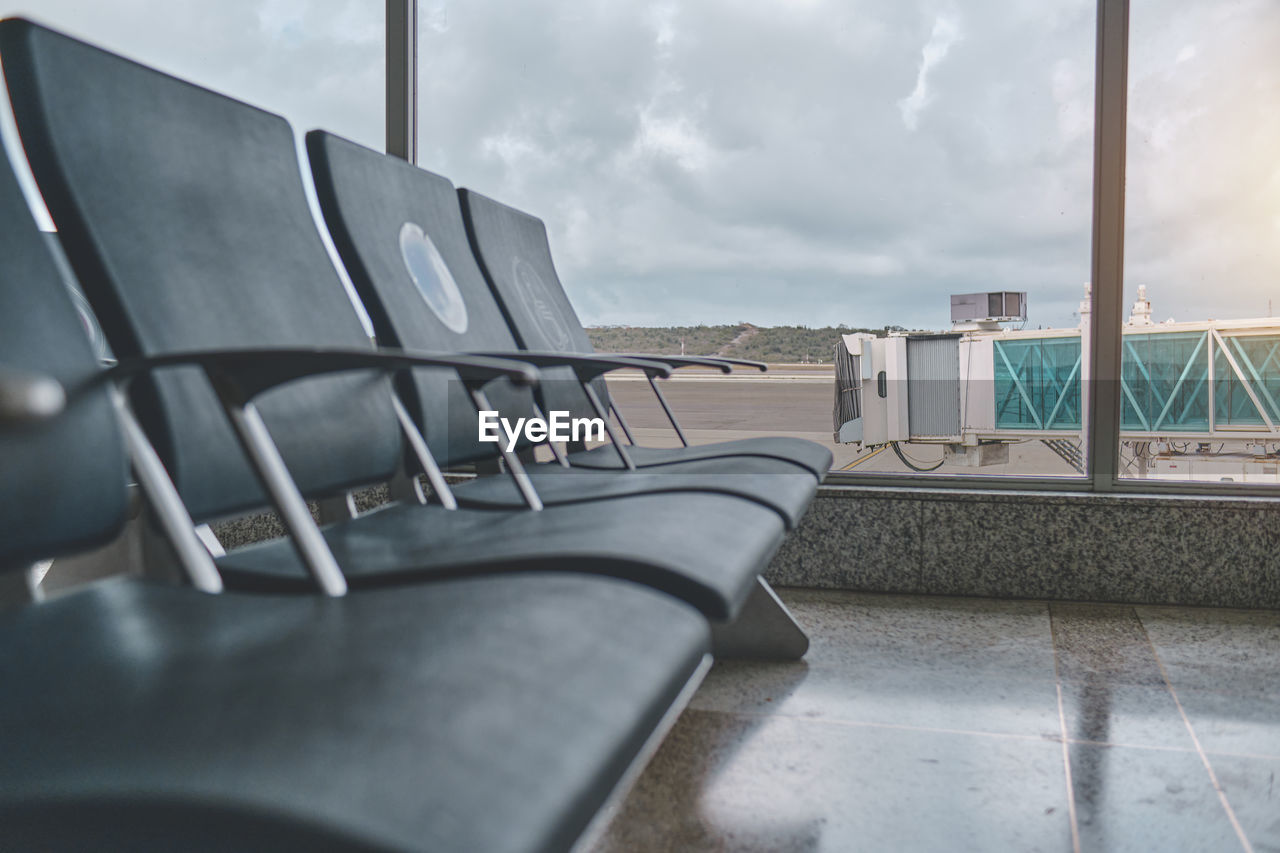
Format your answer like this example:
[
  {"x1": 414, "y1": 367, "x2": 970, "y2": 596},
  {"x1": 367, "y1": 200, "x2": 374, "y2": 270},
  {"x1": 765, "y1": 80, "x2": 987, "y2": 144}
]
[{"x1": 950, "y1": 291, "x2": 1027, "y2": 328}]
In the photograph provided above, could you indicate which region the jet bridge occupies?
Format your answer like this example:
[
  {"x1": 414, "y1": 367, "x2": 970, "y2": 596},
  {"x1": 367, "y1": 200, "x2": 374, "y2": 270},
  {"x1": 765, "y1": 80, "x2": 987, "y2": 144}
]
[{"x1": 834, "y1": 289, "x2": 1280, "y2": 472}]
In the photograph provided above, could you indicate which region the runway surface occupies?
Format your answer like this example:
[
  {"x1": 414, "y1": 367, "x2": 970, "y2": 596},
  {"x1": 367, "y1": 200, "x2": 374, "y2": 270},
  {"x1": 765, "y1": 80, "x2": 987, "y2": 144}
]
[{"x1": 603, "y1": 364, "x2": 1081, "y2": 477}]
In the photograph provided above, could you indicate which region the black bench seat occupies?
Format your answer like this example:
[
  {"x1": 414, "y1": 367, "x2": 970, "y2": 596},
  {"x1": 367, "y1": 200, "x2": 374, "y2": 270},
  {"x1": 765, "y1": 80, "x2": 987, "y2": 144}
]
[
  {"x1": 0, "y1": 42, "x2": 710, "y2": 849},
  {"x1": 216, "y1": 490, "x2": 782, "y2": 620},
  {"x1": 0, "y1": 18, "x2": 796, "y2": 629},
  {"x1": 564, "y1": 435, "x2": 835, "y2": 481},
  {"x1": 0, "y1": 574, "x2": 708, "y2": 852}
]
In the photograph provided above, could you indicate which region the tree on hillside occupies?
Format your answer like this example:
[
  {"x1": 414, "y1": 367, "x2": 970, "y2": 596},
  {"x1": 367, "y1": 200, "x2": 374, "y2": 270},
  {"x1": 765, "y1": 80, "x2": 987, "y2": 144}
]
[{"x1": 585, "y1": 323, "x2": 891, "y2": 363}]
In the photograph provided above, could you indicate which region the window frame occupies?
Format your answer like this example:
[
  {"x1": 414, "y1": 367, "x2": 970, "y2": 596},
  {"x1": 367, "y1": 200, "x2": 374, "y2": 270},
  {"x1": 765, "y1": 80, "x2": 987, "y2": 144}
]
[{"x1": 386, "y1": 1, "x2": 416, "y2": 164}]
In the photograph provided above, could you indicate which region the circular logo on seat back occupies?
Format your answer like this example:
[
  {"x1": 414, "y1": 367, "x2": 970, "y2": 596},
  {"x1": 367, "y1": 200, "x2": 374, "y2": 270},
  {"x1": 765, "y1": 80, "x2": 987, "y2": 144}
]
[
  {"x1": 511, "y1": 257, "x2": 571, "y2": 350},
  {"x1": 399, "y1": 222, "x2": 468, "y2": 334}
]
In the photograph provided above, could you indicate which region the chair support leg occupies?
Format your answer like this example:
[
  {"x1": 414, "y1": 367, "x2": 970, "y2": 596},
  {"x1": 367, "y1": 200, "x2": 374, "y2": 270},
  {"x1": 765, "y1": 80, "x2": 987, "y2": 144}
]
[
  {"x1": 0, "y1": 564, "x2": 44, "y2": 610},
  {"x1": 316, "y1": 493, "x2": 358, "y2": 525},
  {"x1": 387, "y1": 468, "x2": 426, "y2": 505},
  {"x1": 710, "y1": 577, "x2": 809, "y2": 661}
]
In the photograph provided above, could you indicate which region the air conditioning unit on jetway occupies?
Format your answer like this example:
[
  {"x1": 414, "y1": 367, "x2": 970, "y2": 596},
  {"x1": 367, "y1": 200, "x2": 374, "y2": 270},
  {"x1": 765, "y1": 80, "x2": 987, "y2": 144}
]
[
  {"x1": 951, "y1": 291, "x2": 1027, "y2": 325},
  {"x1": 833, "y1": 334, "x2": 909, "y2": 447}
]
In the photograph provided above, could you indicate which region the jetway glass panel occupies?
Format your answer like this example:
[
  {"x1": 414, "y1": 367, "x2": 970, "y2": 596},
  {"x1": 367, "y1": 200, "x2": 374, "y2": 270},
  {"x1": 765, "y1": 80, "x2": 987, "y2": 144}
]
[
  {"x1": 1214, "y1": 334, "x2": 1280, "y2": 427},
  {"x1": 1120, "y1": 332, "x2": 1209, "y2": 432},
  {"x1": 993, "y1": 337, "x2": 1082, "y2": 430}
]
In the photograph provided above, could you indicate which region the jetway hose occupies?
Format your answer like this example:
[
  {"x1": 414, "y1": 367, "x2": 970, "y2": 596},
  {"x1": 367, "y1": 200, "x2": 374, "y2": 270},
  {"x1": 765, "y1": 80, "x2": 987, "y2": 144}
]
[
  {"x1": 891, "y1": 441, "x2": 945, "y2": 473},
  {"x1": 840, "y1": 444, "x2": 887, "y2": 470}
]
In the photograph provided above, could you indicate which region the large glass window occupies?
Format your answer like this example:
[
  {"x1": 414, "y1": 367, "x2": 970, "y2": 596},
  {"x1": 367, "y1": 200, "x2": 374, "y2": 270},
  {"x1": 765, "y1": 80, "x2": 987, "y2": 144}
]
[
  {"x1": 1, "y1": 1, "x2": 383, "y2": 328},
  {"x1": 9, "y1": 3, "x2": 1274, "y2": 491},
  {"x1": 2, "y1": 2, "x2": 382, "y2": 223},
  {"x1": 1121, "y1": 0, "x2": 1280, "y2": 484},
  {"x1": 6, "y1": 2, "x2": 382, "y2": 146},
  {"x1": 417, "y1": 1, "x2": 1096, "y2": 477}
]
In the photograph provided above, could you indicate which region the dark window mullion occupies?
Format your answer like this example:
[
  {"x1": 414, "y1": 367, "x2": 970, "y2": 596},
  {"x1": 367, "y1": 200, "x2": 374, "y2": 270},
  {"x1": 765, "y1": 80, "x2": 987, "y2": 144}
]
[{"x1": 1086, "y1": 0, "x2": 1130, "y2": 492}]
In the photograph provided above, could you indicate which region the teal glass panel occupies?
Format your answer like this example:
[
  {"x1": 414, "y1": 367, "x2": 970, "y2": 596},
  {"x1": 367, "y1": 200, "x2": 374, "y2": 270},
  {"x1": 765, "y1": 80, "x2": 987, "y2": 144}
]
[
  {"x1": 1214, "y1": 334, "x2": 1280, "y2": 427},
  {"x1": 994, "y1": 336, "x2": 1082, "y2": 430},
  {"x1": 1120, "y1": 331, "x2": 1209, "y2": 432}
]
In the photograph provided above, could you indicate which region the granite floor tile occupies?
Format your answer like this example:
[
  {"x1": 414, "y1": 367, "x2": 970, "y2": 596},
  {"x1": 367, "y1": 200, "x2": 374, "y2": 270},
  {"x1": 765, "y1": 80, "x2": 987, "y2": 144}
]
[
  {"x1": 1058, "y1": 680, "x2": 1196, "y2": 751},
  {"x1": 1069, "y1": 742, "x2": 1247, "y2": 852},
  {"x1": 590, "y1": 709, "x2": 1072, "y2": 853},
  {"x1": 782, "y1": 589, "x2": 1057, "y2": 680},
  {"x1": 691, "y1": 660, "x2": 1062, "y2": 739},
  {"x1": 1136, "y1": 605, "x2": 1280, "y2": 695},
  {"x1": 1050, "y1": 602, "x2": 1166, "y2": 687},
  {"x1": 691, "y1": 589, "x2": 1061, "y2": 736},
  {"x1": 1174, "y1": 686, "x2": 1280, "y2": 759},
  {"x1": 1210, "y1": 754, "x2": 1280, "y2": 852},
  {"x1": 594, "y1": 589, "x2": 1279, "y2": 852}
]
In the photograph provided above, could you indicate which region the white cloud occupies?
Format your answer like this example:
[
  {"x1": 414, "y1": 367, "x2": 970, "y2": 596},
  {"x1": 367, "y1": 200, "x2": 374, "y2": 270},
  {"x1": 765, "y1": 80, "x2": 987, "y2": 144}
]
[
  {"x1": 18, "y1": 0, "x2": 1276, "y2": 331},
  {"x1": 421, "y1": 2, "x2": 450, "y2": 34},
  {"x1": 898, "y1": 13, "x2": 962, "y2": 132},
  {"x1": 1051, "y1": 59, "x2": 1091, "y2": 145},
  {"x1": 480, "y1": 132, "x2": 539, "y2": 167},
  {"x1": 649, "y1": 3, "x2": 677, "y2": 50},
  {"x1": 630, "y1": 108, "x2": 712, "y2": 172}
]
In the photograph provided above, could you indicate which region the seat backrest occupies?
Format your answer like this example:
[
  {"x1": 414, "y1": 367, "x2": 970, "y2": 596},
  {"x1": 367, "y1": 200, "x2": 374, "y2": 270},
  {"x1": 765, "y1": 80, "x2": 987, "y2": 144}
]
[
  {"x1": 0, "y1": 19, "x2": 401, "y2": 521},
  {"x1": 306, "y1": 131, "x2": 543, "y2": 467},
  {"x1": 0, "y1": 146, "x2": 128, "y2": 571},
  {"x1": 458, "y1": 189, "x2": 609, "y2": 423}
]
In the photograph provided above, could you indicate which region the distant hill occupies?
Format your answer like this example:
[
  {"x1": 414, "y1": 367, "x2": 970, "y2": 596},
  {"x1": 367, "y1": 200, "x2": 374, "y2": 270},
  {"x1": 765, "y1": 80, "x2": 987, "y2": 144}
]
[{"x1": 585, "y1": 323, "x2": 902, "y2": 364}]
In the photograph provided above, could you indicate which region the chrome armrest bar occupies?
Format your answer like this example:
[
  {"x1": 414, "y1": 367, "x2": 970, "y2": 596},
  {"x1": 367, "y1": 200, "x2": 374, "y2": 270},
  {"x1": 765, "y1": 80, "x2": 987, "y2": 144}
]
[{"x1": 97, "y1": 346, "x2": 544, "y2": 595}]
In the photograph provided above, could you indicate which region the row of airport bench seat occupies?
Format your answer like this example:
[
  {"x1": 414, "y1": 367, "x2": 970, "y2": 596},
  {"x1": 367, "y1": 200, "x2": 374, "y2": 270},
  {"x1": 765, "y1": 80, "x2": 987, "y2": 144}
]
[{"x1": 0, "y1": 18, "x2": 830, "y2": 852}]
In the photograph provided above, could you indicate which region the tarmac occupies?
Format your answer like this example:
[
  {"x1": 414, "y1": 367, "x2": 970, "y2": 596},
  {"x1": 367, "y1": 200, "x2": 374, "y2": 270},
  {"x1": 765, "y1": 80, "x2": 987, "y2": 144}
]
[{"x1": 604, "y1": 364, "x2": 1080, "y2": 477}]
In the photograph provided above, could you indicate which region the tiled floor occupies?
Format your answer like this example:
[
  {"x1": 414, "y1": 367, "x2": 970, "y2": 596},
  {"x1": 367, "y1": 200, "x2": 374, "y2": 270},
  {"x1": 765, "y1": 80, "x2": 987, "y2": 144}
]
[{"x1": 589, "y1": 590, "x2": 1280, "y2": 852}]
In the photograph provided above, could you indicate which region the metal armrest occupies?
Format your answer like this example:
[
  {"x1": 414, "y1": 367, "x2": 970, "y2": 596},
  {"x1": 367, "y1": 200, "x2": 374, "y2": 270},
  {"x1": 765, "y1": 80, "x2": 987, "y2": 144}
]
[
  {"x1": 467, "y1": 350, "x2": 672, "y2": 381},
  {"x1": 0, "y1": 363, "x2": 222, "y2": 594},
  {"x1": 606, "y1": 352, "x2": 768, "y2": 373},
  {"x1": 89, "y1": 347, "x2": 539, "y2": 598},
  {"x1": 605, "y1": 353, "x2": 727, "y2": 373},
  {"x1": 0, "y1": 365, "x2": 65, "y2": 425},
  {"x1": 695, "y1": 355, "x2": 768, "y2": 372},
  {"x1": 98, "y1": 346, "x2": 540, "y2": 400}
]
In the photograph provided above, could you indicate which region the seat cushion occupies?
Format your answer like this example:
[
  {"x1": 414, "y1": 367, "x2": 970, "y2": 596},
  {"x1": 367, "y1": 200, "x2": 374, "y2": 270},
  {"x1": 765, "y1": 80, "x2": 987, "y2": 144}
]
[
  {"x1": 567, "y1": 437, "x2": 834, "y2": 481},
  {"x1": 217, "y1": 493, "x2": 786, "y2": 620},
  {"x1": 453, "y1": 456, "x2": 817, "y2": 529},
  {"x1": 0, "y1": 574, "x2": 708, "y2": 852}
]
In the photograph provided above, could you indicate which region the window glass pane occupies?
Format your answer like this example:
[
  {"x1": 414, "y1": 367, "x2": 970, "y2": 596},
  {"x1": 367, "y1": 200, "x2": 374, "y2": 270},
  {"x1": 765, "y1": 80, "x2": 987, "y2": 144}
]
[
  {"x1": 1122, "y1": 1, "x2": 1280, "y2": 484},
  {"x1": 418, "y1": 1, "x2": 1095, "y2": 477},
  {"x1": 7, "y1": 2, "x2": 381, "y2": 145},
  {"x1": 2, "y1": 2, "x2": 383, "y2": 225},
  {"x1": 0, "y1": 2, "x2": 383, "y2": 333}
]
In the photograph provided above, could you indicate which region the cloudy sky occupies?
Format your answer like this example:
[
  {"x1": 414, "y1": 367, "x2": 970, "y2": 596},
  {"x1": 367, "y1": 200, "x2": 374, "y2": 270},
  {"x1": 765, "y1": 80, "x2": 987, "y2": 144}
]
[{"x1": 5, "y1": 1, "x2": 1279, "y2": 330}]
